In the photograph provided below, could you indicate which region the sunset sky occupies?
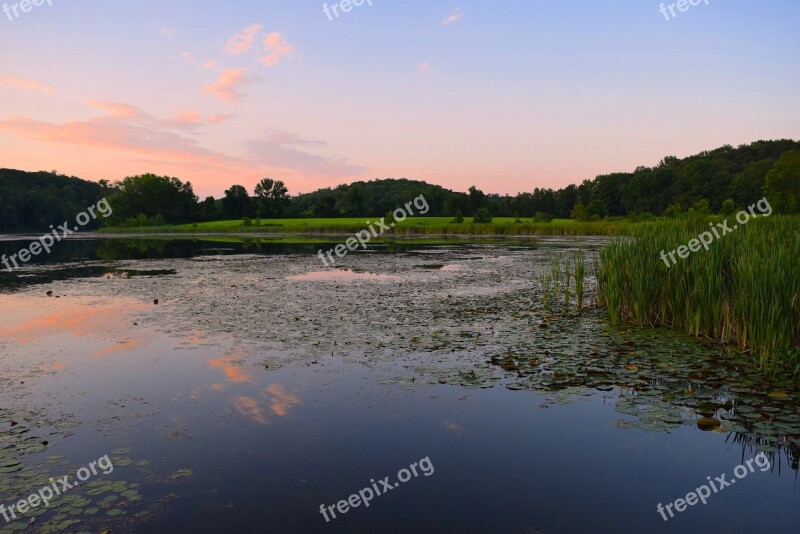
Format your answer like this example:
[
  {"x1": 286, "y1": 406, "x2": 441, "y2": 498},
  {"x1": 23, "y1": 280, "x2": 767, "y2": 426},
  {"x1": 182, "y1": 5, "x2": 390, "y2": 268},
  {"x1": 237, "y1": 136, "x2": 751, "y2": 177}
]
[{"x1": 1, "y1": 0, "x2": 798, "y2": 198}]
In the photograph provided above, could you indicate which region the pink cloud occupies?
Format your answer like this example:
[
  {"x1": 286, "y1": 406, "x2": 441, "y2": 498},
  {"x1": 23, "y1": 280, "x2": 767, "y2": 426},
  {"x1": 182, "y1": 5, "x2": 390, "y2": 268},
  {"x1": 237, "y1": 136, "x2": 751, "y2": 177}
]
[
  {"x1": 224, "y1": 24, "x2": 264, "y2": 55},
  {"x1": 0, "y1": 112, "x2": 237, "y2": 171},
  {"x1": 173, "y1": 110, "x2": 203, "y2": 124},
  {"x1": 245, "y1": 133, "x2": 365, "y2": 177},
  {"x1": 203, "y1": 59, "x2": 219, "y2": 69},
  {"x1": 266, "y1": 130, "x2": 325, "y2": 147},
  {"x1": 180, "y1": 52, "x2": 195, "y2": 65},
  {"x1": 442, "y1": 7, "x2": 463, "y2": 25},
  {"x1": 260, "y1": 32, "x2": 295, "y2": 67},
  {"x1": 160, "y1": 28, "x2": 177, "y2": 39},
  {"x1": 84, "y1": 100, "x2": 143, "y2": 119},
  {"x1": 208, "y1": 113, "x2": 235, "y2": 124},
  {"x1": 0, "y1": 100, "x2": 365, "y2": 195},
  {"x1": 0, "y1": 75, "x2": 55, "y2": 94},
  {"x1": 203, "y1": 68, "x2": 250, "y2": 101}
]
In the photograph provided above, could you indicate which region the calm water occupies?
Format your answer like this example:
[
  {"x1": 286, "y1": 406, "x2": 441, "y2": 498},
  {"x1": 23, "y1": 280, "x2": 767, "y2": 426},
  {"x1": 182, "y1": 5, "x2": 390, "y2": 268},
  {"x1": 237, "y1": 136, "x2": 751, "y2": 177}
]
[{"x1": 1, "y1": 236, "x2": 799, "y2": 533}]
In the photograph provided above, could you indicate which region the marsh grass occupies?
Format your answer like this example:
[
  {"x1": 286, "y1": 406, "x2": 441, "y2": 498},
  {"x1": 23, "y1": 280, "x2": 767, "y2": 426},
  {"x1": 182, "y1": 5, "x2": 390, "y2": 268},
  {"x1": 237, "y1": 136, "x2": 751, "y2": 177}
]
[
  {"x1": 538, "y1": 250, "x2": 587, "y2": 314},
  {"x1": 597, "y1": 217, "x2": 800, "y2": 373},
  {"x1": 574, "y1": 250, "x2": 586, "y2": 311}
]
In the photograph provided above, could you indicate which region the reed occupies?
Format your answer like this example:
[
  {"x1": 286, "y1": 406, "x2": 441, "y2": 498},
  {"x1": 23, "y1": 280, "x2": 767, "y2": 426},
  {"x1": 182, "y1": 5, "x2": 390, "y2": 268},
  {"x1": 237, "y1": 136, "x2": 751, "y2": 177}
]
[
  {"x1": 596, "y1": 217, "x2": 800, "y2": 373},
  {"x1": 538, "y1": 250, "x2": 588, "y2": 314},
  {"x1": 574, "y1": 250, "x2": 586, "y2": 311}
]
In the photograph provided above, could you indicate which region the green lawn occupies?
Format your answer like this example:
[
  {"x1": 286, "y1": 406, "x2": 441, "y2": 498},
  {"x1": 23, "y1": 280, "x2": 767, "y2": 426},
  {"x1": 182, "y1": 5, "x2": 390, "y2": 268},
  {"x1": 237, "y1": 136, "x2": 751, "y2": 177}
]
[{"x1": 100, "y1": 216, "x2": 632, "y2": 236}]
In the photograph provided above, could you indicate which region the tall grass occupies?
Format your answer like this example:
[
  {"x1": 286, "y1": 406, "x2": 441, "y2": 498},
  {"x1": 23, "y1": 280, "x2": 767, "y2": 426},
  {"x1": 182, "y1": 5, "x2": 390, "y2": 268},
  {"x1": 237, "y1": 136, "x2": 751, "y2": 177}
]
[
  {"x1": 574, "y1": 250, "x2": 586, "y2": 311},
  {"x1": 596, "y1": 217, "x2": 800, "y2": 373},
  {"x1": 538, "y1": 250, "x2": 587, "y2": 314}
]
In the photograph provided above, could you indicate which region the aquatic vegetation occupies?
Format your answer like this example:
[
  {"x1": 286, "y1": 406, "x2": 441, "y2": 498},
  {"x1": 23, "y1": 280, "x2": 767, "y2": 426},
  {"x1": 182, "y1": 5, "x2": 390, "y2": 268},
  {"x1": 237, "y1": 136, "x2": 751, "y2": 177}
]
[
  {"x1": 169, "y1": 469, "x2": 194, "y2": 480},
  {"x1": 597, "y1": 217, "x2": 800, "y2": 373},
  {"x1": 0, "y1": 414, "x2": 158, "y2": 534},
  {"x1": 537, "y1": 250, "x2": 588, "y2": 314},
  {"x1": 574, "y1": 250, "x2": 586, "y2": 311}
]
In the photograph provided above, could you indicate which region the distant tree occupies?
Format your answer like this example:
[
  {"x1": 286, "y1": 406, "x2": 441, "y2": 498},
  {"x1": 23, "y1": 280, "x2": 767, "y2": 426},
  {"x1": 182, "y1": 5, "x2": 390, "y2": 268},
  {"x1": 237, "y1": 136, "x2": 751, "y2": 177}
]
[
  {"x1": 1, "y1": 204, "x2": 19, "y2": 231},
  {"x1": 5, "y1": 140, "x2": 800, "y2": 231},
  {"x1": 253, "y1": 178, "x2": 290, "y2": 218},
  {"x1": 222, "y1": 185, "x2": 251, "y2": 219},
  {"x1": 97, "y1": 179, "x2": 117, "y2": 196},
  {"x1": 587, "y1": 199, "x2": 607, "y2": 219},
  {"x1": 554, "y1": 186, "x2": 575, "y2": 218},
  {"x1": 341, "y1": 183, "x2": 366, "y2": 216},
  {"x1": 764, "y1": 150, "x2": 800, "y2": 213},
  {"x1": 473, "y1": 208, "x2": 493, "y2": 224},
  {"x1": 107, "y1": 173, "x2": 198, "y2": 225},
  {"x1": 570, "y1": 202, "x2": 589, "y2": 222},
  {"x1": 720, "y1": 199, "x2": 736, "y2": 216},
  {"x1": 201, "y1": 196, "x2": 219, "y2": 221},
  {"x1": 664, "y1": 203, "x2": 683, "y2": 219},
  {"x1": 728, "y1": 159, "x2": 774, "y2": 207},
  {"x1": 468, "y1": 186, "x2": 486, "y2": 215},
  {"x1": 692, "y1": 199, "x2": 711, "y2": 216},
  {"x1": 311, "y1": 195, "x2": 338, "y2": 217},
  {"x1": 451, "y1": 209, "x2": 464, "y2": 223}
]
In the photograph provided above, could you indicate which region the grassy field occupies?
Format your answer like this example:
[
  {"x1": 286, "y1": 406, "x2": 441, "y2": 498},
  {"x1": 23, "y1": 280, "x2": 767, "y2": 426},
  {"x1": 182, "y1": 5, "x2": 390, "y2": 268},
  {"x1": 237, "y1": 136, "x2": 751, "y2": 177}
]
[
  {"x1": 597, "y1": 216, "x2": 800, "y2": 373},
  {"x1": 101, "y1": 217, "x2": 632, "y2": 236}
]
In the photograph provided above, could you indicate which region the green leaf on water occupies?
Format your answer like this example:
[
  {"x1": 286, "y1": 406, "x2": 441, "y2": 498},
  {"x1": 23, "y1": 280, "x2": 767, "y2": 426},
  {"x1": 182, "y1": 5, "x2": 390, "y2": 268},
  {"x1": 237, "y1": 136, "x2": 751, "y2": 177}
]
[{"x1": 170, "y1": 468, "x2": 194, "y2": 480}]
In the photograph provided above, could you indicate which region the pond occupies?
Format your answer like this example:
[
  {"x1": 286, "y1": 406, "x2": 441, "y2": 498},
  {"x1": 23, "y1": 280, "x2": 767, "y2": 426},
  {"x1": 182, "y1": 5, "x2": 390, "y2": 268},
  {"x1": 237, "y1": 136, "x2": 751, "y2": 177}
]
[{"x1": 1, "y1": 236, "x2": 799, "y2": 533}]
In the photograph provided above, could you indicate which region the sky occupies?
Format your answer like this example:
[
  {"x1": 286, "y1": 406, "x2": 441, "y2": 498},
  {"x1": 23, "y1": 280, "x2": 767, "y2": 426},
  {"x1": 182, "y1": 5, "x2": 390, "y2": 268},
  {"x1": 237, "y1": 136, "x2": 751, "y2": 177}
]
[{"x1": 0, "y1": 0, "x2": 798, "y2": 198}]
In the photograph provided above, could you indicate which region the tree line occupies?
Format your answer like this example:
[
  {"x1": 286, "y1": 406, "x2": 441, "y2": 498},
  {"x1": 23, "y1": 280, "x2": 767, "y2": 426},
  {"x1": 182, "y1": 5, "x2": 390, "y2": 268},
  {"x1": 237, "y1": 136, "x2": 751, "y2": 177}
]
[
  {"x1": 0, "y1": 169, "x2": 105, "y2": 232},
  {"x1": 1, "y1": 139, "x2": 799, "y2": 230}
]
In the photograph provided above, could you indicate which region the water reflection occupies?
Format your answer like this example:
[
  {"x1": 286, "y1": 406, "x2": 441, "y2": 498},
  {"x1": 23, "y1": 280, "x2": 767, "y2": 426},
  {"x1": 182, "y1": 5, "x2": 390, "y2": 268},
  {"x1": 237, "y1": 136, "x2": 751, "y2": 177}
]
[
  {"x1": 208, "y1": 350, "x2": 252, "y2": 383},
  {"x1": 232, "y1": 394, "x2": 269, "y2": 424},
  {"x1": 0, "y1": 296, "x2": 148, "y2": 352},
  {"x1": 229, "y1": 385, "x2": 301, "y2": 425},
  {"x1": 266, "y1": 384, "x2": 301, "y2": 416}
]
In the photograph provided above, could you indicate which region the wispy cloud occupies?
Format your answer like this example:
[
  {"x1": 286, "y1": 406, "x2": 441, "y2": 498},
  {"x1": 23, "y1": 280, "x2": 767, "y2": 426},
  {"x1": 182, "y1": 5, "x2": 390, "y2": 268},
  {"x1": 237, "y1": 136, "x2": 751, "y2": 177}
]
[
  {"x1": 0, "y1": 115, "x2": 237, "y2": 178},
  {"x1": 84, "y1": 99, "x2": 142, "y2": 119},
  {"x1": 418, "y1": 61, "x2": 433, "y2": 72},
  {"x1": 224, "y1": 24, "x2": 264, "y2": 55},
  {"x1": 442, "y1": 7, "x2": 463, "y2": 25},
  {"x1": 208, "y1": 113, "x2": 235, "y2": 124},
  {"x1": 203, "y1": 59, "x2": 219, "y2": 69},
  {"x1": 245, "y1": 130, "x2": 366, "y2": 177},
  {"x1": 266, "y1": 130, "x2": 325, "y2": 148},
  {"x1": 180, "y1": 52, "x2": 195, "y2": 65},
  {"x1": 260, "y1": 32, "x2": 295, "y2": 67},
  {"x1": 0, "y1": 75, "x2": 55, "y2": 94},
  {"x1": 0, "y1": 100, "x2": 364, "y2": 189},
  {"x1": 160, "y1": 28, "x2": 177, "y2": 39},
  {"x1": 203, "y1": 68, "x2": 251, "y2": 101},
  {"x1": 172, "y1": 110, "x2": 203, "y2": 125}
]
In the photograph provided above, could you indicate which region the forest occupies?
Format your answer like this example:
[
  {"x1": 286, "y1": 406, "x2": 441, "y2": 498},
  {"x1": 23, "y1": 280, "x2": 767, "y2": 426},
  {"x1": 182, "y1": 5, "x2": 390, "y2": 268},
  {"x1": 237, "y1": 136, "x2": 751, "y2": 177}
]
[{"x1": 1, "y1": 139, "x2": 798, "y2": 230}]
